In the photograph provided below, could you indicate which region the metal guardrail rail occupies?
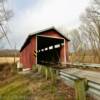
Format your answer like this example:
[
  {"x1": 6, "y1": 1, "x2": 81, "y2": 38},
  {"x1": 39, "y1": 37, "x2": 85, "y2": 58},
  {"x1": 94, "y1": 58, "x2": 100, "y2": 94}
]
[
  {"x1": 66, "y1": 63, "x2": 100, "y2": 68},
  {"x1": 60, "y1": 71, "x2": 100, "y2": 99}
]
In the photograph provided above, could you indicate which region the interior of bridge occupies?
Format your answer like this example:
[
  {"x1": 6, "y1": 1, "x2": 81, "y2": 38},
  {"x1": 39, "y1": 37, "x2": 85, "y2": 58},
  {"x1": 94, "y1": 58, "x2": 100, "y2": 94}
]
[{"x1": 37, "y1": 35, "x2": 64, "y2": 65}]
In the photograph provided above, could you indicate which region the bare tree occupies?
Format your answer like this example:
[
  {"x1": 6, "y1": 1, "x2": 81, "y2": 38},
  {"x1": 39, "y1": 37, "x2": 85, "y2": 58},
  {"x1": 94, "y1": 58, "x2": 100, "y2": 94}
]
[
  {"x1": 0, "y1": 0, "x2": 13, "y2": 48},
  {"x1": 78, "y1": 0, "x2": 100, "y2": 63},
  {"x1": 68, "y1": 29, "x2": 88, "y2": 63}
]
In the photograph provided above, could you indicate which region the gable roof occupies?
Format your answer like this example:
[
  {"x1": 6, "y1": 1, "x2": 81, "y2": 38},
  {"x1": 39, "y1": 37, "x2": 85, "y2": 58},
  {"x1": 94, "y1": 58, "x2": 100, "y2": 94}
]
[{"x1": 20, "y1": 27, "x2": 70, "y2": 52}]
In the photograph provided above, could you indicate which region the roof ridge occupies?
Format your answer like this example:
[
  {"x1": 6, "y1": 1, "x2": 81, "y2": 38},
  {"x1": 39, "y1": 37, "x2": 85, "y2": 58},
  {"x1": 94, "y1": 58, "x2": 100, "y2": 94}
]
[{"x1": 20, "y1": 27, "x2": 70, "y2": 52}]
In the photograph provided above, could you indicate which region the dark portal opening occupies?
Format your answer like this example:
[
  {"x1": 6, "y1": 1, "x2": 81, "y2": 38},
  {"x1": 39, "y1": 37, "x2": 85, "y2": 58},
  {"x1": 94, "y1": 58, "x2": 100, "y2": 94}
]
[{"x1": 37, "y1": 35, "x2": 64, "y2": 65}]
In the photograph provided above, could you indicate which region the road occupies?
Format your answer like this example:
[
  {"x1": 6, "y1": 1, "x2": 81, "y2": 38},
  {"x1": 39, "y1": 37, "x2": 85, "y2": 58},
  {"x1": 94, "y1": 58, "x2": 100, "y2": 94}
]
[{"x1": 61, "y1": 68, "x2": 100, "y2": 84}]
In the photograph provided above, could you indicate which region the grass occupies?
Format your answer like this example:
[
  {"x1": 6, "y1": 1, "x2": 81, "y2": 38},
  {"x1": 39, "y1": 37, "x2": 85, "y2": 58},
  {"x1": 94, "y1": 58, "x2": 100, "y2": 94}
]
[
  {"x1": 0, "y1": 71, "x2": 74, "y2": 100},
  {"x1": 0, "y1": 75, "x2": 32, "y2": 100},
  {"x1": 0, "y1": 64, "x2": 95, "y2": 100},
  {"x1": 69, "y1": 55, "x2": 100, "y2": 64},
  {"x1": 0, "y1": 57, "x2": 19, "y2": 64},
  {"x1": 0, "y1": 63, "x2": 95, "y2": 100}
]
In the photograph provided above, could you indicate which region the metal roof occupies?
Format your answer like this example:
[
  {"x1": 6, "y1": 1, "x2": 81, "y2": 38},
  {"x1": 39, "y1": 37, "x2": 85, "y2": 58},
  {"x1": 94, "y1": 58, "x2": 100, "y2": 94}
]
[{"x1": 20, "y1": 27, "x2": 70, "y2": 52}]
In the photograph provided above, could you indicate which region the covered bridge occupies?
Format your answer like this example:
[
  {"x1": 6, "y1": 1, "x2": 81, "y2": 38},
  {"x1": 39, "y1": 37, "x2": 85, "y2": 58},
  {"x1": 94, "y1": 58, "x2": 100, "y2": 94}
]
[{"x1": 20, "y1": 27, "x2": 70, "y2": 70}]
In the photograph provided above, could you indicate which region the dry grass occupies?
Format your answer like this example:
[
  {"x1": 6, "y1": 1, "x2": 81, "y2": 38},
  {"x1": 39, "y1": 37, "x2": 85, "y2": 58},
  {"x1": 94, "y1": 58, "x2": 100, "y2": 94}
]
[
  {"x1": 0, "y1": 71, "x2": 95, "y2": 100},
  {"x1": 0, "y1": 57, "x2": 19, "y2": 64},
  {"x1": 0, "y1": 63, "x2": 17, "y2": 82},
  {"x1": 69, "y1": 55, "x2": 100, "y2": 64},
  {"x1": 0, "y1": 63, "x2": 96, "y2": 100},
  {"x1": 0, "y1": 72, "x2": 76, "y2": 100}
]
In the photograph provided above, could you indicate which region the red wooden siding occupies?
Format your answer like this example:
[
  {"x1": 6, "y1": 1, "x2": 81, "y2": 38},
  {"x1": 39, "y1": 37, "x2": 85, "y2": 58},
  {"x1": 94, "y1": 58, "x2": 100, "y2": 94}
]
[
  {"x1": 65, "y1": 40, "x2": 69, "y2": 62},
  {"x1": 20, "y1": 28, "x2": 69, "y2": 69},
  {"x1": 20, "y1": 37, "x2": 36, "y2": 69}
]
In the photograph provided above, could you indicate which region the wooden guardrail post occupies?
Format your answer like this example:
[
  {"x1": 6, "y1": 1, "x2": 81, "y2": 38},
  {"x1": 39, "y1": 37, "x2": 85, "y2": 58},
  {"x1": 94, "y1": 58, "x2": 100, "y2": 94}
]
[
  {"x1": 75, "y1": 78, "x2": 87, "y2": 100},
  {"x1": 37, "y1": 65, "x2": 58, "y2": 84},
  {"x1": 37, "y1": 65, "x2": 40, "y2": 73},
  {"x1": 45, "y1": 67, "x2": 48, "y2": 80}
]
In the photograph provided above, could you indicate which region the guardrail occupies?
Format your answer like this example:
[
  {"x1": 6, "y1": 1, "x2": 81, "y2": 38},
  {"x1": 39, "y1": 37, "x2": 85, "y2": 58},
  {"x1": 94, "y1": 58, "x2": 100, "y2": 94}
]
[
  {"x1": 66, "y1": 63, "x2": 100, "y2": 68},
  {"x1": 60, "y1": 71, "x2": 100, "y2": 99}
]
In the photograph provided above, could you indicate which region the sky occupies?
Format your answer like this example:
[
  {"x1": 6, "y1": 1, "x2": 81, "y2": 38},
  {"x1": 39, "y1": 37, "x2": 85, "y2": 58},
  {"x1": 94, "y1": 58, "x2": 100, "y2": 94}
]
[{"x1": 4, "y1": 0, "x2": 90, "y2": 49}]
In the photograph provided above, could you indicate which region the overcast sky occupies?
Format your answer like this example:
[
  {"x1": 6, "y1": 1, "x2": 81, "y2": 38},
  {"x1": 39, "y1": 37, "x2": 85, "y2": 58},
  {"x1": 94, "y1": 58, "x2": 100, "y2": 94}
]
[{"x1": 5, "y1": 0, "x2": 90, "y2": 49}]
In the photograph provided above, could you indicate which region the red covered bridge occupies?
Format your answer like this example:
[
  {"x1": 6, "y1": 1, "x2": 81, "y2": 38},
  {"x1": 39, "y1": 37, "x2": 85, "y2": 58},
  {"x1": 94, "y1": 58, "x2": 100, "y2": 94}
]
[{"x1": 20, "y1": 27, "x2": 70, "y2": 70}]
